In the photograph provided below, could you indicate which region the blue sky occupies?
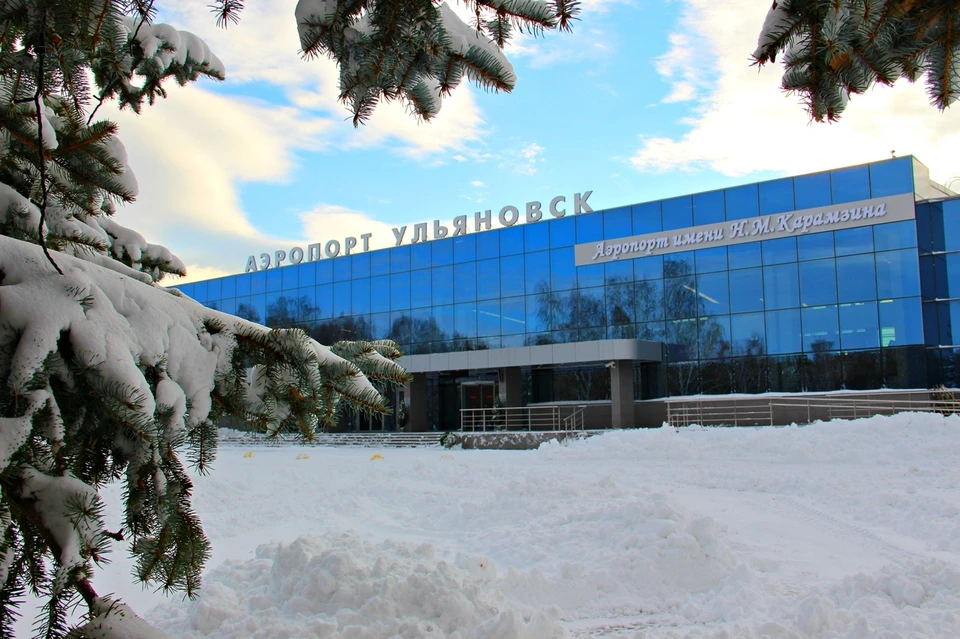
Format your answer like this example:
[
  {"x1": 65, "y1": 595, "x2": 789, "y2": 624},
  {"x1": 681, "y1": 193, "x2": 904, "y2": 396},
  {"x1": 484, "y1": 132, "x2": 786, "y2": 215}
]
[{"x1": 107, "y1": 0, "x2": 960, "y2": 282}]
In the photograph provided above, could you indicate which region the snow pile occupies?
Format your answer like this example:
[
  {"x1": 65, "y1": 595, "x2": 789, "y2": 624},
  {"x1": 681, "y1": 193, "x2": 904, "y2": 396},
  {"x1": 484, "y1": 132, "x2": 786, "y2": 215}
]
[{"x1": 149, "y1": 531, "x2": 568, "y2": 638}]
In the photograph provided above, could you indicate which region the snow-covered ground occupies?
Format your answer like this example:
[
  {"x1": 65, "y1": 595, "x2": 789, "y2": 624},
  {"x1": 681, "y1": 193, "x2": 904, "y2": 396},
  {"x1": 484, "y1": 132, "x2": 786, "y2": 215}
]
[{"x1": 31, "y1": 413, "x2": 960, "y2": 637}]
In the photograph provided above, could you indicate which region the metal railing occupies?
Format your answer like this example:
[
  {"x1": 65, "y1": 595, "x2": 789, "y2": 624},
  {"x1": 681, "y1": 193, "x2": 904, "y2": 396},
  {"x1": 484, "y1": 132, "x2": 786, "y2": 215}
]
[
  {"x1": 665, "y1": 389, "x2": 960, "y2": 428},
  {"x1": 459, "y1": 405, "x2": 587, "y2": 432}
]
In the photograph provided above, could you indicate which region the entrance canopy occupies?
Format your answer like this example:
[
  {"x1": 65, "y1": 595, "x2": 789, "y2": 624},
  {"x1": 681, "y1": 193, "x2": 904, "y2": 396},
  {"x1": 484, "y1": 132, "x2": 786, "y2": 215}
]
[{"x1": 398, "y1": 338, "x2": 663, "y2": 374}]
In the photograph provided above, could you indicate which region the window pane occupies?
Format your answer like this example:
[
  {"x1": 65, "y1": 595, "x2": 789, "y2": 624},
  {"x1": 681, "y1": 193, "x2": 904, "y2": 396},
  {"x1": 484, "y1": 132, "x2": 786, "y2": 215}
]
[
  {"x1": 454, "y1": 262, "x2": 477, "y2": 302},
  {"x1": 699, "y1": 316, "x2": 731, "y2": 359},
  {"x1": 221, "y1": 276, "x2": 237, "y2": 299},
  {"x1": 550, "y1": 216, "x2": 576, "y2": 248},
  {"x1": 371, "y1": 251, "x2": 390, "y2": 275},
  {"x1": 766, "y1": 309, "x2": 802, "y2": 354},
  {"x1": 802, "y1": 304, "x2": 839, "y2": 352},
  {"x1": 550, "y1": 248, "x2": 576, "y2": 291},
  {"x1": 835, "y1": 226, "x2": 874, "y2": 256},
  {"x1": 837, "y1": 254, "x2": 877, "y2": 302},
  {"x1": 728, "y1": 242, "x2": 762, "y2": 269},
  {"x1": 695, "y1": 246, "x2": 727, "y2": 273},
  {"x1": 433, "y1": 238, "x2": 454, "y2": 265},
  {"x1": 371, "y1": 275, "x2": 390, "y2": 312},
  {"x1": 693, "y1": 190, "x2": 725, "y2": 226},
  {"x1": 839, "y1": 301, "x2": 880, "y2": 350},
  {"x1": 637, "y1": 321, "x2": 665, "y2": 341},
  {"x1": 662, "y1": 196, "x2": 693, "y2": 230},
  {"x1": 725, "y1": 184, "x2": 759, "y2": 220},
  {"x1": 266, "y1": 268, "x2": 283, "y2": 293},
  {"x1": 353, "y1": 253, "x2": 371, "y2": 279},
  {"x1": 206, "y1": 279, "x2": 221, "y2": 301},
  {"x1": 873, "y1": 220, "x2": 917, "y2": 251},
  {"x1": 333, "y1": 281, "x2": 351, "y2": 315},
  {"x1": 731, "y1": 312, "x2": 765, "y2": 355},
  {"x1": 525, "y1": 251, "x2": 550, "y2": 294},
  {"x1": 794, "y1": 171, "x2": 832, "y2": 209},
  {"x1": 500, "y1": 256, "x2": 524, "y2": 297},
  {"x1": 454, "y1": 303, "x2": 477, "y2": 339},
  {"x1": 353, "y1": 277, "x2": 371, "y2": 314},
  {"x1": 316, "y1": 285, "x2": 332, "y2": 318},
  {"x1": 501, "y1": 297, "x2": 525, "y2": 335},
  {"x1": 729, "y1": 268, "x2": 765, "y2": 313},
  {"x1": 759, "y1": 178, "x2": 795, "y2": 215},
  {"x1": 477, "y1": 258, "x2": 500, "y2": 300},
  {"x1": 604, "y1": 207, "x2": 633, "y2": 239},
  {"x1": 390, "y1": 273, "x2": 409, "y2": 310},
  {"x1": 411, "y1": 269, "x2": 431, "y2": 308},
  {"x1": 843, "y1": 349, "x2": 881, "y2": 389},
  {"x1": 666, "y1": 318, "x2": 699, "y2": 361},
  {"x1": 831, "y1": 165, "x2": 870, "y2": 203},
  {"x1": 477, "y1": 299, "x2": 500, "y2": 337},
  {"x1": 390, "y1": 245, "x2": 410, "y2": 272},
  {"x1": 800, "y1": 259, "x2": 838, "y2": 306},
  {"x1": 762, "y1": 236, "x2": 797, "y2": 265},
  {"x1": 576, "y1": 213, "x2": 603, "y2": 243},
  {"x1": 577, "y1": 287, "x2": 605, "y2": 328},
  {"x1": 605, "y1": 259, "x2": 633, "y2": 284},
  {"x1": 664, "y1": 275, "x2": 697, "y2": 319},
  {"x1": 606, "y1": 281, "x2": 636, "y2": 326},
  {"x1": 410, "y1": 242, "x2": 431, "y2": 270},
  {"x1": 943, "y1": 200, "x2": 960, "y2": 252},
  {"x1": 876, "y1": 249, "x2": 920, "y2": 299},
  {"x1": 476, "y1": 230, "x2": 499, "y2": 260},
  {"x1": 432, "y1": 265, "x2": 454, "y2": 305},
  {"x1": 526, "y1": 294, "x2": 550, "y2": 335},
  {"x1": 453, "y1": 234, "x2": 477, "y2": 263},
  {"x1": 236, "y1": 275, "x2": 251, "y2": 296},
  {"x1": 879, "y1": 297, "x2": 922, "y2": 346},
  {"x1": 632, "y1": 201, "x2": 662, "y2": 234},
  {"x1": 636, "y1": 280, "x2": 664, "y2": 322},
  {"x1": 797, "y1": 232, "x2": 835, "y2": 261},
  {"x1": 696, "y1": 272, "x2": 730, "y2": 315},
  {"x1": 763, "y1": 263, "x2": 800, "y2": 309},
  {"x1": 333, "y1": 257, "x2": 352, "y2": 282},
  {"x1": 524, "y1": 223, "x2": 549, "y2": 253},
  {"x1": 664, "y1": 251, "x2": 694, "y2": 277},
  {"x1": 635, "y1": 255, "x2": 663, "y2": 280},
  {"x1": 577, "y1": 263, "x2": 604, "y2": 288},
  {"x1": 869, "y1": 157, "x2": 914, "y2": 197}
]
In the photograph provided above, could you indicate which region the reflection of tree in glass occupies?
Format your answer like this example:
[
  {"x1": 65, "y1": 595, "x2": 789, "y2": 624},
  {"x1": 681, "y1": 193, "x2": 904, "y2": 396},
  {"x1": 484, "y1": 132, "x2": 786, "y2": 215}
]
[
  {"x1": 533, "y1": 282, "x2": 604, "y2": 344},
  {"x1": 266, "y1": 295, "x2": 319, "y2": 327},
  {"x1": 387, "y1": 315, "x2": 448, "y2": 353},
  {"x1": 236, "y1": 302, "x2": 261, "y2": 324}
]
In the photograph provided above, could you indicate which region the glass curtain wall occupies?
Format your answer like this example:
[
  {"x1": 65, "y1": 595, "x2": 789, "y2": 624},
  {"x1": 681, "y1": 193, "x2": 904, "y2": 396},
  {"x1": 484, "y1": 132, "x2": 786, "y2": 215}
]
[{"x1": 177, "y1": 157, "x2": 932, "y2": 397}]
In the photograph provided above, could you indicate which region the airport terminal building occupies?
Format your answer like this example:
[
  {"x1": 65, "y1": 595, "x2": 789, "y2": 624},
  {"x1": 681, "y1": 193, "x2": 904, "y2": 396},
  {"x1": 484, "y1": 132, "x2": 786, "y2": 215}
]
[{"x1": 177, "y1": 157, "x2": 960, "y2": 430}]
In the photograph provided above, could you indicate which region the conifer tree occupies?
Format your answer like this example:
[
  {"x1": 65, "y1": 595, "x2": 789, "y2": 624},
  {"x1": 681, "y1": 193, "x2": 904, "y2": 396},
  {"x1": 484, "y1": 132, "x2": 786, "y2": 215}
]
[
  {"x1": 0, "y1": 0, "x2": 575, "y2": 636},
  {"x1": 752, "y1": 0, "x2": 960, "y2": 121}
]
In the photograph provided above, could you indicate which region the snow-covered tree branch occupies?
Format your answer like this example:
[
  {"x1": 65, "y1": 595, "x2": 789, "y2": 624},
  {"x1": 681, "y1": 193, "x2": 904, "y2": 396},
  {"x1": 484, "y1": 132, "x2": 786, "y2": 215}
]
[{"x1": 752, "y1": 0, "x2": 960, "y2": 122}]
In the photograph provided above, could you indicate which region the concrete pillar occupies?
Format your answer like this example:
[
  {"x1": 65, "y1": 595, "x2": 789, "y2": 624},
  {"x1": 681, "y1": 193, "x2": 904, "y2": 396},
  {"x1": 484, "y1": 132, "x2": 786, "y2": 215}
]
[
  {"x1": 498, "y1": 367, "x2": 522, "y2": 407},
  {"x1": 610, "y1": 360, "x2": 635, "y2": 429},
  {"x1": 404, "y1": 373, "x2": 428, "y2": 432}
]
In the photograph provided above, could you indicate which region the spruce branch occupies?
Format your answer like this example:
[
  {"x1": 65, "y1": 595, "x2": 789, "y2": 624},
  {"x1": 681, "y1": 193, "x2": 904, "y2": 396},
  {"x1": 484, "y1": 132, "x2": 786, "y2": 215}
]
[{"x1": 33, "y1": 14, "x2": 63, "y2": 276}]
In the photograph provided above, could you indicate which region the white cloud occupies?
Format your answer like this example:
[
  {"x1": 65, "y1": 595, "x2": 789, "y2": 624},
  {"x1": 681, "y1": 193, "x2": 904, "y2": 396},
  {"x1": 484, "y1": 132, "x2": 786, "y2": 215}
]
[
  {"x1": 299, "y1": 204, "x2": 398, "y2": 251},
  {"x1": 632, "y1": 0, "x2": 960, "y2": 183},
  {"x1": 471, "y1": 180, "x2": 486, "y2": 187},
  {"x1": 500, "y1": 142, "x2": 545, "y2": 176},
  {"x1": 166, "y1": 264, "x2": 232, "y2": 286}
]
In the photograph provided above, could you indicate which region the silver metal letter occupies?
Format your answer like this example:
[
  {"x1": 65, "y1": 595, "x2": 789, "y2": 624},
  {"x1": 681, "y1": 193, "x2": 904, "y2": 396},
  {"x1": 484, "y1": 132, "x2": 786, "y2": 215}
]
[
  {"x1": 260, "y1": 253, "x2": 271, "y2": 269},
  {"x1": 526, "y1": 201, "x2": 543, "y2": 223},
  {"x1": 244, "y1": 255, "x2": 258, "y2": 273},
  {"x1": 574, "y1": 191, "x2": 594, "y2": 214},
  {"x1": 549, "y1": 195, "x2": 566, "y2": 217},
  {"x1": 274, "y1": 249, "x2": 286, "y2": 267},
  {"x1": 289, "y1": 246, "x2": 304, "y2": 264},
  {"x1": 360, "y1": 233, "x2": 372, "y2": 251},
  {"x1": 475, "y1": 210, "x2": 492, "y2": 231},
  {"x1": 434, "y1": 220, "x2": 449, "y2": 239},
  {"x1": 307, "y1": 243, "x2": 322, "y2": 261},
  {"x1": 412, "y1": 223, "x2": 428, "y2": 243},
  {"x1": 452, "y1": 215, "x2": 467, "y2": 236},
  {"x1": 344, "y1": 236, "x2": 357, "y2": 255},
  {"x1": 499, "y1": 205, "x2": 519, "y2": 227},
  {"x1": 325, "y1": 240, "x2": 340, "y2": 258},
  {"x1": 393, "y1": 226, "x2": 407, "y2": 246}
]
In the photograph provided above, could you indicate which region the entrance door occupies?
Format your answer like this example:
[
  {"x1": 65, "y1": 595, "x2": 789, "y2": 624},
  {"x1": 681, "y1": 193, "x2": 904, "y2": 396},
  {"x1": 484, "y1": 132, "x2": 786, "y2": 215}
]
[{"x1": 461, "y1": 382, "x2": 496, "y2": 411}]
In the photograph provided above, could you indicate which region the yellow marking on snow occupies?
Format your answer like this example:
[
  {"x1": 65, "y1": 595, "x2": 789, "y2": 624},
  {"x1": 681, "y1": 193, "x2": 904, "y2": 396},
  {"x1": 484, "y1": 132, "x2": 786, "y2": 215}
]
[
  {"x1": 370, "y1": 453, "x2": 384, "y2": 461},
  {"x1": 296, "y1": 453, "x2": 310, "y2": 460},
  {"x1": 243, "y1": 451, "x2": 254, "y2": 458}
]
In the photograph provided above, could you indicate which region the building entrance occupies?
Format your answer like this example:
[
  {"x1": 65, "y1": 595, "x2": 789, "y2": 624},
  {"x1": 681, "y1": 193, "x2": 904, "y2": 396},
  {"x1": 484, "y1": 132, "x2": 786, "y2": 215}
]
[{"x1": 460, "y1": 381, "x2": 496, "y2": 411}]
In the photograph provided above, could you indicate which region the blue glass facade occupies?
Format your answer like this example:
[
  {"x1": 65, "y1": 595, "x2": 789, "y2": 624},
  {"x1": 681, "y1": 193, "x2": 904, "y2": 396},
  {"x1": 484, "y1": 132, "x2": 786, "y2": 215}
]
[{"x1": 178, "y1": 157, "x2": 959, "y2": 402}]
